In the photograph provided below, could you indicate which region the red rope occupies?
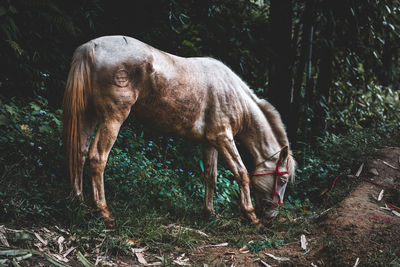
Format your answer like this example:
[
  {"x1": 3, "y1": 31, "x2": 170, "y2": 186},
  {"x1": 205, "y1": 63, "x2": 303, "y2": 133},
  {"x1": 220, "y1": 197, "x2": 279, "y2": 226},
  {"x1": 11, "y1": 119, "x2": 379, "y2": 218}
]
[{"x1": 254, "y1": 159, "x2": 289, "y2": 207}]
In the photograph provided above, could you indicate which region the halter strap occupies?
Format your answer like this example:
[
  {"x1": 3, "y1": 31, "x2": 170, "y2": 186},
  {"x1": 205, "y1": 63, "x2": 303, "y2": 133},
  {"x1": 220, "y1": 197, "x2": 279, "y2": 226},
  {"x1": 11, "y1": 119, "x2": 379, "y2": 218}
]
[{"x1": 253, "y1": 158, "x2": 289, "y2": 207}]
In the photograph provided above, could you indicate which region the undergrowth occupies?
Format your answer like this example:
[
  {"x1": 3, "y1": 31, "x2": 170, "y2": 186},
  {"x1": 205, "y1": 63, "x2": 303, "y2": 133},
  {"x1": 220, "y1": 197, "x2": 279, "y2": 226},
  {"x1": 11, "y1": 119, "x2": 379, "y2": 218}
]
[{"x1": 1, "y1": 96, "x2": 399, "y2": 261}]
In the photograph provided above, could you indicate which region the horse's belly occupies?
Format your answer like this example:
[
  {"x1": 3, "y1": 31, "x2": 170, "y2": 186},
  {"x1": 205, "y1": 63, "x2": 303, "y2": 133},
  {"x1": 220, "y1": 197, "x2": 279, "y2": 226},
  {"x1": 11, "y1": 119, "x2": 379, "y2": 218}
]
[{"x1": 133, "y1": 98, "x2": 204, "y2": 138}]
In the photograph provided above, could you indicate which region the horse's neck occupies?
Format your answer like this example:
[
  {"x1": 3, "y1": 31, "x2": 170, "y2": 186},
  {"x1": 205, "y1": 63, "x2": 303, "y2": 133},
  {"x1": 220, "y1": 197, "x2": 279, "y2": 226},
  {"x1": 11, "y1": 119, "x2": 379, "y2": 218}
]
[{"x1": 239, "y1": 108, "x2": 282, "y2": 171}]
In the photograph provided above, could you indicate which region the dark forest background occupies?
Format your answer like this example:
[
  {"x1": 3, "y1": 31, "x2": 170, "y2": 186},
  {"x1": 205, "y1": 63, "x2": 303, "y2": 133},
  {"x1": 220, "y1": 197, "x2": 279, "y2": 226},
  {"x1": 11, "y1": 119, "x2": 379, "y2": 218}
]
[{"x1": 0, "y1": 1, "x2": 400, "y2": 263}]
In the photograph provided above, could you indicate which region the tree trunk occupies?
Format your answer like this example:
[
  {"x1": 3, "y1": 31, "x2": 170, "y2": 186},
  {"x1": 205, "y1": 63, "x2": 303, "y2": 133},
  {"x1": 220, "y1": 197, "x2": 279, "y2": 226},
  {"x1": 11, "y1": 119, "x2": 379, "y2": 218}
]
[
  {"x1": 291, "y1": 0, "x2": 315, "y2": 142},
  {"x1": 266, "y1": 0, "x2": 293, "y2": 133}
]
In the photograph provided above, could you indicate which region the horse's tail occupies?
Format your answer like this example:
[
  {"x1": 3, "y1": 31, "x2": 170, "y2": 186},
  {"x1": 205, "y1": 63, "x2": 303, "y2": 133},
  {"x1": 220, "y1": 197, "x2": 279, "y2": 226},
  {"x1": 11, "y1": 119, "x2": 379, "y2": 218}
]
[{"x1": 62, "y1": 43, "x2": 95, "y2": 185}]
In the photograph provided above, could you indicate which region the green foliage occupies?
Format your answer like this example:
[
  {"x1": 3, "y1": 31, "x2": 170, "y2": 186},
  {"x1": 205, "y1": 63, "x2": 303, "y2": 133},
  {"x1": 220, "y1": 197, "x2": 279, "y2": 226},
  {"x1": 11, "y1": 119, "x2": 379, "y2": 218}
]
[
  {"x1": 246, "y1": 238, "x2": 285, "y2": 253},
  {"x1": 0, "y1": 96, "x2": 65, "y2": 223},
  {"x1": 327, "y1": 83, "x2": 400, "y2": 133}
]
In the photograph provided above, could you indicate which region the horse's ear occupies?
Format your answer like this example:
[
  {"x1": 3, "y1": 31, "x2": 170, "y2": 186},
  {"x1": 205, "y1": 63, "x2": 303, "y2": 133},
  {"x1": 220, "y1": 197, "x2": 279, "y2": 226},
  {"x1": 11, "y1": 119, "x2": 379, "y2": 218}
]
[{"x1": 278, "y1": 146, "x2": 289, "y2": 164}]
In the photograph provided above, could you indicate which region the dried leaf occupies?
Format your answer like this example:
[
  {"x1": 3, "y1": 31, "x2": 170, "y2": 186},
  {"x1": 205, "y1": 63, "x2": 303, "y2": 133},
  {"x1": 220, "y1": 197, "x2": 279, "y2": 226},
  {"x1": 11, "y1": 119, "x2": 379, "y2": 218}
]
[
  {"x1": 392, "y1": 210, "x2": 400, "y2": 217},
  {"x1": 0, "y1": 232, "x2": 9, "y2": 247},
  {"x1": 380, "y1": 160, "x2": 399, "y2": 170},
  {"x1": 62, "y1": 247, "x2": 75, "y2": 258},
  {"x1": 355, "y1": 163, "x2": 364, "y2": 177},
  {"x1": 265, "y1": 253, "x2": 290, "y2": 262},
  {"x1": 353, "y1": 257, "x2": 360, "y2": 267},
  {"x1": 239, "y1": 245, "x2": 249, "y2": 253},
  {"x1": 173, "y1": 259, "x2": 190, "y2": 266},
  {"x1": 387, "y1": 203, "x2": 400, "y2": 212},
  {"x1": 380, "y1": 205, "x2": 392, "y2": 211},
  {"x1": 135, "y1": 252, "x2": 147, "y2": 265},
  {"x1": 57, "y1": 236, "x2": 65, "y2": 253},
  {"x1": 377, "y1": 190, "x2": 384, "y2": 202},
  {"x1": 369, "y1": 168, "x2": 379, "y2": 176},
  {"x1": 259, "y1": 259, "x2": 272, "y2": 267},
  {"x1": 311, "y1": 263, "x2": 318, "y2": 267},
  {"x1": 204, "y1": 242, "x2": 228, "y2": 248},
  {"x1": 300, "y1": 235, "x2": 307, "y2": 250},
  {"x1": 146, "y1": 262, "x2": 162, "y2": 266},
  {"x1": 131, "y1": 247, "x2": 148, "y2": 253},
  {"x1": 34, "y1": 232, "x2": 48, "y2": 246}
]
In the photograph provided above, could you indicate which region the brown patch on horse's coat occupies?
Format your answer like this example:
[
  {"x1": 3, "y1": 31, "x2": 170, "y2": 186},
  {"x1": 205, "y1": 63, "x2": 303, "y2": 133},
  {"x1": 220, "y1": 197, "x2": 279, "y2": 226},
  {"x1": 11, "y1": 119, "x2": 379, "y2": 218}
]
[
  {"x1": 63, "y1": 36, "x2": 295, "y2": 226},
  {"x1": 114, "y1": 69, "x2": 129, "y2": 87}
]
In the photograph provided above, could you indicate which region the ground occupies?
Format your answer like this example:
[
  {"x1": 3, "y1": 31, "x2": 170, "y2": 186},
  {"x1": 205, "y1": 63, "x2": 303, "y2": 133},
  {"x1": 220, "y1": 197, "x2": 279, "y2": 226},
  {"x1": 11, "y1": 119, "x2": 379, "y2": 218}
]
[{"x1": 1, "y1": 148, "x2": 399, "y2": 266}]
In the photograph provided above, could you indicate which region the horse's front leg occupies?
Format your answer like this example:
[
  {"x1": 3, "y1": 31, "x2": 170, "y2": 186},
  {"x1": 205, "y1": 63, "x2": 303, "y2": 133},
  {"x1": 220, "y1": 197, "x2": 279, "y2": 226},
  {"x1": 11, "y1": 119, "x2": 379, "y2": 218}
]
[
  {"x1": 203, "y1": 144, "x2": 218, "y2": 216},
  {"x1": 212, "y1": 133, "x2": 260, "y2": 225}
]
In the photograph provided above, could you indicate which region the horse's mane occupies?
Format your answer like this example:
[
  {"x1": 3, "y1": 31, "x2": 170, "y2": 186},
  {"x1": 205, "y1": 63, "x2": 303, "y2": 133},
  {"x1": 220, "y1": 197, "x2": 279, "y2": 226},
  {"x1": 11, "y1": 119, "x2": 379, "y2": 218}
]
[{"x1": 243, "y1": 87, "x2": 296, "y2": 181}]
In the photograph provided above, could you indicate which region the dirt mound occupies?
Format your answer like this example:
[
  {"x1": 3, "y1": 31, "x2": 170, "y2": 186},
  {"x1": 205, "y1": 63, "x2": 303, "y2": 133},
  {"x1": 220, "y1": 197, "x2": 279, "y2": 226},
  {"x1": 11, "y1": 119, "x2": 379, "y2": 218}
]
[{"x1": 316, "y1": 147, "x2": 400, "y2": 265}]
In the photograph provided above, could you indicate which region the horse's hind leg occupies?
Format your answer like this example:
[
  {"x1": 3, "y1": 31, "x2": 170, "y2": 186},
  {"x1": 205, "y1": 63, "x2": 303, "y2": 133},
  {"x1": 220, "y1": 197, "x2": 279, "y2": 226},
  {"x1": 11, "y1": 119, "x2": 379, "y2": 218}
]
[
  {"x1": 210, "y1": 132, "x2": 260, "y2": 225},
  {"x1": 203, "y1": 144, "x2": 218, "y2": 216},
  {"x1": 73, "y1": 116, "x2": 96, "y2": 201},
  {"x1": 88, "y1": 117, "x2": 127, "y2": 227}
]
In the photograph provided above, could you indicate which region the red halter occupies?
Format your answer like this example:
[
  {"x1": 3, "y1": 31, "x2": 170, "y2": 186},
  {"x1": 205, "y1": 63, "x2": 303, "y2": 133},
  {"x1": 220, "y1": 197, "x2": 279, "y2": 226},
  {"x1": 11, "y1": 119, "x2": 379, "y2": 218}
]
[{"x1": 253, "y1": 159, "x2": 289, "y2": 207}]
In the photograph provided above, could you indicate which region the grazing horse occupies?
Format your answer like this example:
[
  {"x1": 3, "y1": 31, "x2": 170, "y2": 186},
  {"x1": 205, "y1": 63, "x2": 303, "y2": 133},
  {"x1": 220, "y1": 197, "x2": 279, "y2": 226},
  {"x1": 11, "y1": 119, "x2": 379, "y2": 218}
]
[{"x1": 63, "y1": 36, "x2": 295, "y2": 227}]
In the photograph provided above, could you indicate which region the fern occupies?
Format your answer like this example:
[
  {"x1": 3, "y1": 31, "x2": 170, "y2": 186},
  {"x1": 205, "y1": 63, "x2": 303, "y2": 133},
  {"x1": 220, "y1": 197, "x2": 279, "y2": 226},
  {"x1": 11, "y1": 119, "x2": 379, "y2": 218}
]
[{"x1": 5, "y1": 39, "x2": 23, "y2": 55}]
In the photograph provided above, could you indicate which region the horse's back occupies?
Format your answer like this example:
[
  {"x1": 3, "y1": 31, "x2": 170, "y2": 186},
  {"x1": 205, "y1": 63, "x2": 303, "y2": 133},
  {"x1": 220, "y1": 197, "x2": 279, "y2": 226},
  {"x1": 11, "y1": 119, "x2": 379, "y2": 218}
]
[{"x1": 82, "y1": 36, "x2": 256, "y2": 139}]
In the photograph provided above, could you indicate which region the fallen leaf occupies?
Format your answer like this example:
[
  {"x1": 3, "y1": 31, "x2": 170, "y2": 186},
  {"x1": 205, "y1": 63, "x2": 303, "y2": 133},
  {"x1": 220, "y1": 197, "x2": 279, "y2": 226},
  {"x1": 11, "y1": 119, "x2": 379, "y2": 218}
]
[
  {"x1": 265, "y1": 253, "x2": 290, "y2": 262},
  {"x1": 311, "y1": 263, "x2": 318, "y2": 267},
  {"x1": 377, "y1": 190, "x2": 384, "y2": 202},
  {"x1": 57, "y1": 236, "x2": 65, "y2": 253},
  {"x1": 387, "y1": 203, "x2": 400, "y2": 212},
  {"x1": 146, "y1": 262, "x2": 162, "y2": 266},
  {"x1": 369, "y1": 168, "x2": 379, "y2": 176},
  {"x1": 62, "y1": 247, "x2": 75, "y2": 258},
  {"x1": 353, "y1": 257, "x2": 360, "y2": 267},
  {"x1": 300, "y1": 235, "x2": 307, "y2": 250},
  {"x1": 392, "y1": 210, "x2": 400, "y2": 217},
  {"x1": 131, "y1": 247, "x2": 148, "y2": 253},
  {"x1": 259, "y1": 259, "x2": 272, "y2": 267},
  {"x1": 380, "y1": 160, "x2": 399, "y2": 170},
  {"x1": 225, "y1": 251, "x2": 236, "y2": 255},
  {"x1": 355, "y1": 163, "x2": 364, "y2": 177},
  {"x1": 279, "y1": 217, "x2": 286, "y2": 223},
  {"x1": 173, "y1": 259, "x2": 190, "y2": 266},
  {"x1": 239, "y1": 245, "x2": 249, "y2": 253},
  {"x1": 135, "y1": 252, "x2": 147, "y2": 265},
  {"x1": 205, "y1": 242, "x2": 228, "y2": 247},
  {"x1": 0, "y1": 232, "x2": 9, "y2": 247},
  {"x1": 380, "y1": 206, "x2": 391, "y2": 211},
  {"x1": 34, "y1": 232, "x2": 48, "y2": 246}
]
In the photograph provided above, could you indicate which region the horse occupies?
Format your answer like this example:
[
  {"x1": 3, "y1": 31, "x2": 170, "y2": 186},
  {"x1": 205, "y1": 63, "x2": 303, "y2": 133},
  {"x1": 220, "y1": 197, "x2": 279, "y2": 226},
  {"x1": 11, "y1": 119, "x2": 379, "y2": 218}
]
[{"x1": 63, "y1": 36, "x2": 295, "y2": 227}]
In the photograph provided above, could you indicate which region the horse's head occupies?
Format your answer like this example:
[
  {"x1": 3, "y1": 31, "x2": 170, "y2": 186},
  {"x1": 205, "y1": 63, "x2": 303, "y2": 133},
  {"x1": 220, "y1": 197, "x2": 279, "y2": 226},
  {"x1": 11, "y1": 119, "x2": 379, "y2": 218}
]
[{"x1": 251, "y1": 146, "x2": 295, "y2": 220}]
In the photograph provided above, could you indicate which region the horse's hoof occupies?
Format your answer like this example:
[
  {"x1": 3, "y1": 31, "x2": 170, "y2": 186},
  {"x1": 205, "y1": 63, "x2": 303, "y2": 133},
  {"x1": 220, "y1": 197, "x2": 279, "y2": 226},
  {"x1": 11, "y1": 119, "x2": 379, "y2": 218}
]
[
  {"x1": 250, "y1": 218, "x2": 261, "y2": 226},
  {"x1": 104, "y1": 218, "x2": 115, "y2": 228}
]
